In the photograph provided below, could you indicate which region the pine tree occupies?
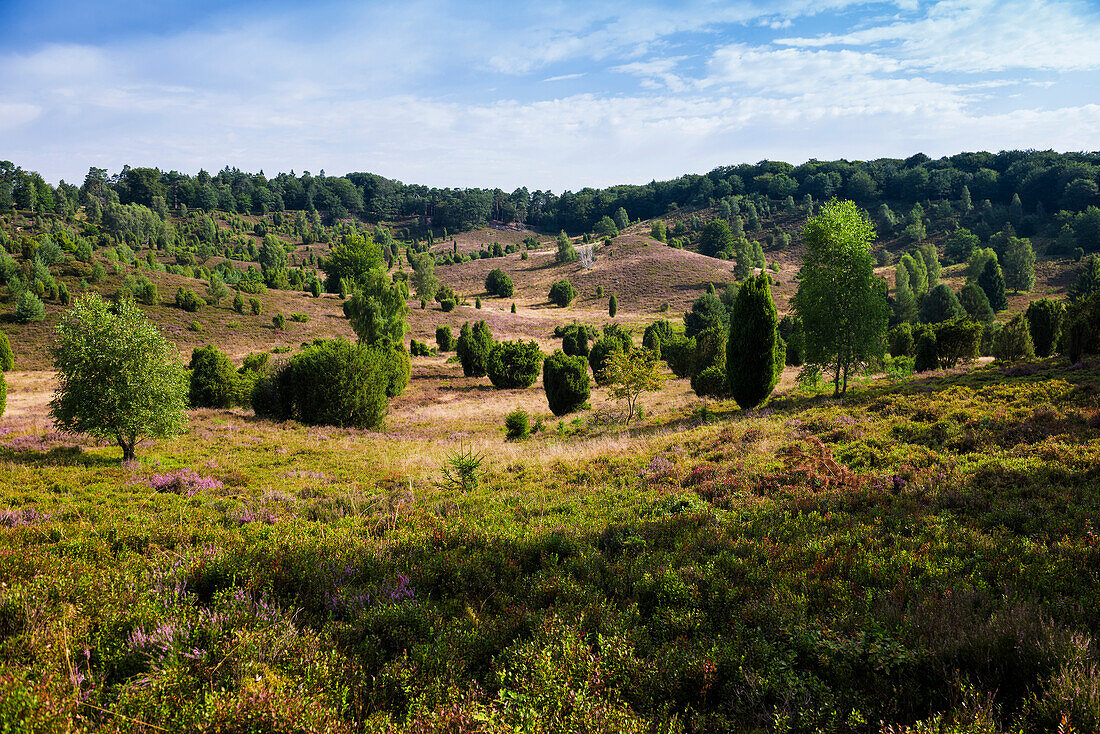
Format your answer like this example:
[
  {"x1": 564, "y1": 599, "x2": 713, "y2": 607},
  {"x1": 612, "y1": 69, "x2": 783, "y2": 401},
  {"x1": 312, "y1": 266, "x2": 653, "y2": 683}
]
[
  {"x1": 919, "y1": 283, "x2": 965, "y2": 324},
  {"x1": 726, "y1": 273, "x2": 783, "y2": 409}
]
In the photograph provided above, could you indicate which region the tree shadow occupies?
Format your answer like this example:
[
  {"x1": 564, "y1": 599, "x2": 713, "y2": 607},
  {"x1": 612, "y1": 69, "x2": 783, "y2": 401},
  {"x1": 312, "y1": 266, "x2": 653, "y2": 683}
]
[{"x1": 0, "y1": 445, "x2": 120, "y2": 468}]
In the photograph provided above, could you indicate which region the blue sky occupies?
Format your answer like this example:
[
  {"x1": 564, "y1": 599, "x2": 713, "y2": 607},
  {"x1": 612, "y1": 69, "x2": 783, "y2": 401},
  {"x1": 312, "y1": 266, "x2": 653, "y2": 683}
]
[{"x1": 1, "y1": 0, "x2": 1098, "y2": 190}]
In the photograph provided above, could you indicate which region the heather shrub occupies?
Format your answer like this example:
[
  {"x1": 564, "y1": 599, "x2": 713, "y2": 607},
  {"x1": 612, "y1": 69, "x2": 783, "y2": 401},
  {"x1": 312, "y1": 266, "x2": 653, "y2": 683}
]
[
  {"x1": 188, "y1": 345, "x2": 236, "y2": 409},
  {"x1": 487, "y1": 340, "x2": 543, "y2": 389},
  {"x1": 543, "y1": 349, "x2": 590, "y2": 415}
]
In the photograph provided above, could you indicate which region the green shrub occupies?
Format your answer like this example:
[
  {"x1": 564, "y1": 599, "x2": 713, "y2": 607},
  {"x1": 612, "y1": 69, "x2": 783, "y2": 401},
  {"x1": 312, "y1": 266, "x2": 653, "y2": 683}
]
[
  {"x1": 588, "y1": 324, "x2": 633, "y2": 385},
  {"x1": 13, "y1": 292, "x2": 45, "y2": 323},
  {"x1": 561, "y1": 323, "x2": 594, "y2": 357},
  {"x1": 778, "y1": 314, "x2": 805, "y2": 365},
  {"x1": 249, "y1": 297, "x2": 262, "y2": 315},
  {"x1": 440, "y1": 298, "x2": 456, "y2": 312},
  {"x1": 487, "y1": 340, "x2": 543, "y2": 389},
  {"x1": 888, "y1": 323, "x2": 915, "y2": 358},
  {"x1": 642, "y1": 319, "x2": 675, "y2": 357},
  {"x1": 188, "y1": 345, "x2": 236, "y2": 408},
  {"x1": 272, "y1": 313, "x2": 286, "y2": 330},
  {"x1": 0, "y1": 331, "x2": 13, "y2": 371},
  {"x1": 380, "y1": 339, "x2": 411, "y2": 397},
  {"x1": 187, "y1": 321, "x2": 202, "y2": 332},
  {"x1": 504, "y1": 408, "x2": 530, "y2": 440},
  {"x1": 992, "y1": 313, "x2": 1035, "y2": 362},
  {"x1": 690, "y1": 364, "x2": 728, "y2": 399},
  {"x1": 548, "y1": 279, "x2": 577, "y2": 307},
  {"x1": 289, "y1": 313, "x2": 310, "y2": 323},
  {"x1": 233, "y1": 290, "x2": 246, "y2": 314},
  {"x1": 914, "y1": 328, "x2": 938, "y2": 372},
  {"x1": 543, "y1": 350, "x2": 590, "y2": 415},
  {"x1": 475, "y1": 297, "x2": 482, "y2": 309},
  {"x1": 174, "y1": 288, "x2": 205, "y2": 312},
  {"x1": 661, "y1": 334, "x2": 696, "y2": 378},
  {"x1": 456, "y1": 321, "x2": 493, "y2": 378},
  {"x1": 277, "y1": 338, "x2": 389, "y2": 428},
  {"x1": 919, "y1": 283, "x2": 965, "y2": 324},
  {"x1": 608, "y1": 294, "x2": 617, "y2": 317},
  {"x1": 485, "y1": 268, "x2": 514, "y2": 298},
  {"x1": 933, "y1": 318, "x2": 982, "y2": 368},
  {"x1": 1025, "y1": 298, "x2": 1065, "y2": 358},
  {"x1": 133, "y1": 275, "x2": 158, "y2": 305},
  {"x1": 250, "y1": 362, "x2": 291, "y2": 420},
  {"x1": 410, "y1": 339, "x2": 431, "y2": 357},
  {"x1": 436, "y1": 325, "x2": 453, "y2": 352},
  {"x1": 1063, "y1": 291, "x2": 1100, "y2": 363}
]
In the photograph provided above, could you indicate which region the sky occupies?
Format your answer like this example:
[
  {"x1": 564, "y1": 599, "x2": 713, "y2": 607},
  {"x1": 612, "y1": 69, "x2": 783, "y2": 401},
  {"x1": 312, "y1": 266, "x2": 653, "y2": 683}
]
[{"x1": 1, "y1": 0, "x2": 1098, "y2": 191}]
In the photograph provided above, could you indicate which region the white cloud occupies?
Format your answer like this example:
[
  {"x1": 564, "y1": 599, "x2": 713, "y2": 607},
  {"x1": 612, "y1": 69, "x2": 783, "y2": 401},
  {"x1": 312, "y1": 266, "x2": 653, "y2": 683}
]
[{"x1": 778, "y1": 0, "x2": 1100, "y2": 73}]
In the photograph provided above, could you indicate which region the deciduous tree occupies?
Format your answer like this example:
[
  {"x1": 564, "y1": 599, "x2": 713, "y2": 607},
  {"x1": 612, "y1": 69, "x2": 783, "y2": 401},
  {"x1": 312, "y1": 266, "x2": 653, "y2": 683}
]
[
  {"x1": 50, "y1": 294, "x2": 188, "y2": 461},
  {"x1": 792, "y1": 199, "x2": 888, "y2": 395}
]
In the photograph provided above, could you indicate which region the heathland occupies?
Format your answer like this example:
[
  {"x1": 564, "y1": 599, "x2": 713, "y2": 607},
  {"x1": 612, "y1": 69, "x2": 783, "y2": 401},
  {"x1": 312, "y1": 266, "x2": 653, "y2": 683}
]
[{"x1": 1, "y1": 153, "x2": 1099, "y2": 733}]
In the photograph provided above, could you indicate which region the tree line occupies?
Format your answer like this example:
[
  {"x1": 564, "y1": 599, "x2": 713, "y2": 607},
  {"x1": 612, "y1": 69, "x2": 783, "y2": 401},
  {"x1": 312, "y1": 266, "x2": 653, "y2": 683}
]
[{"x1": 3, "y1": 149, "x2": 1099, "y2": 241}]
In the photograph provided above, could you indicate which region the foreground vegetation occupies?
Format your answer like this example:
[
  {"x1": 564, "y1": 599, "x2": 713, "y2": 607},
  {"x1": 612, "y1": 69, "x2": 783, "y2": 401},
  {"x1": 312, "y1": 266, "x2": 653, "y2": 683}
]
[{"x1": 2, "y1": 354, "x2": 1099, "y2": 732}]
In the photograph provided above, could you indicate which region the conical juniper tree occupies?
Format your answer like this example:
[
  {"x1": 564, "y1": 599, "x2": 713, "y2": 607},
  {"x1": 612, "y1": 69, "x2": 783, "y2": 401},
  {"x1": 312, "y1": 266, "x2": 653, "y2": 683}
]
[{"x1": 726, "y1": 272, "x2": 784, "y2": 409}]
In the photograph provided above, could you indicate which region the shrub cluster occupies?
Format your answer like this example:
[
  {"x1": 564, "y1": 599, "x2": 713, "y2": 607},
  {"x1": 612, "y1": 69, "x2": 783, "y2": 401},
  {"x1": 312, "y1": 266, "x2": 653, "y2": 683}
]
[
  {"x1": 174, "y1": 288, "x2": 205, "y2": 312},
  {"x1": 251, "y1": 338, "x2": 389, "y2": 428}
]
